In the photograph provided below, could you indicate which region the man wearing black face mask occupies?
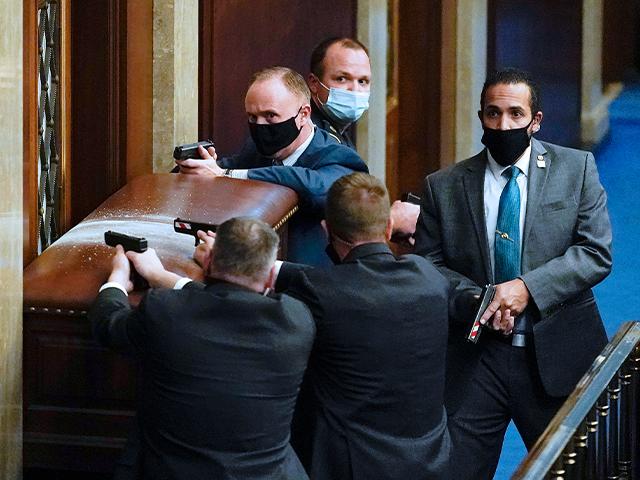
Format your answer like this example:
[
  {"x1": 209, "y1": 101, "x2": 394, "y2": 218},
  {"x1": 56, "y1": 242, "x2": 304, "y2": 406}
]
[
  {"x1": 176, "y1": 66, "x2": 368, "y2": 267},
  {"x1": 414, "y1": 68, "x2": 612, "y2": 479}
]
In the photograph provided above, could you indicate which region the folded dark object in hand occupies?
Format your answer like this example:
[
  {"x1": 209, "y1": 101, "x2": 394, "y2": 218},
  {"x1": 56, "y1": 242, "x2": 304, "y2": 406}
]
[{"x1": 467, "y1": 284, "x2": 496, "y2": 343}]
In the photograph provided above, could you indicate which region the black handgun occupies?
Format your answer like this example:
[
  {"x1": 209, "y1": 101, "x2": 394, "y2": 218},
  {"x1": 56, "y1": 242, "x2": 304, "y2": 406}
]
[
  {"x1": 104, "y1": 231, "x2": 148, "y2": 253},
  {"x1": 390, "y1": 192, "x2": 422, "y2": 245},
  {"x1": 401, "y1": 192, "x2": 422, "y2": 205},
  {"x1": 174, "y1": 218, "x2": 218, "y2": 246},
  {"x1": 173, "y1": 140, "x2": 215, "y2": 160},
  {"x1": 467, "y1": 285, "x2": 496, "y2": 344}
]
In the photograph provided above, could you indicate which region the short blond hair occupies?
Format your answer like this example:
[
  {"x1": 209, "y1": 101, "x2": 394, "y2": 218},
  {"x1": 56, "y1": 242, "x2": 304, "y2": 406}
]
[
  {"x1": 249, "y1": 66, "x2": 311, "y2": 103},
  {"x1": 326, "y1": 173, "x2": 390, "y2": 243}
]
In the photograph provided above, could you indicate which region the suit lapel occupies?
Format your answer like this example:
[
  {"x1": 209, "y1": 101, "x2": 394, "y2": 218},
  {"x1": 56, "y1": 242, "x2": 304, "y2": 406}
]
[
  {"x1": 523, "y1": 138, "x2": 550, "y2": 252},
  {"x1": 462, "y1": 151, "x2": 493, "y2": 283}
]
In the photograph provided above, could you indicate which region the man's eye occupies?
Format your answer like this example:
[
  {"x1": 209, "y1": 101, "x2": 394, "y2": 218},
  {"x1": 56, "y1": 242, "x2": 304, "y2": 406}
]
[
  {"x1": 486, "y1": 111, "x2": 498, "y2": 118},
  {"x1": 336, "y1": 76, "x2": 347, "y2": 82},
  {"x1": 358, "y1": 79, "x2": 370, "y2": 86},
  {"x1": 248, "y1": 116, "x2": 257, "y2": 123},
  {"x1": 267, "y1": 112, "x2": 277, "y2": 119}
]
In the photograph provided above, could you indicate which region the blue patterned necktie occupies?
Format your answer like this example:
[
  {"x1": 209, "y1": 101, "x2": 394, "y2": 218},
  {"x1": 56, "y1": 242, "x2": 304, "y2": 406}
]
[{"x1": 494, "y1": 165, "x2": 521, "y2": 283}]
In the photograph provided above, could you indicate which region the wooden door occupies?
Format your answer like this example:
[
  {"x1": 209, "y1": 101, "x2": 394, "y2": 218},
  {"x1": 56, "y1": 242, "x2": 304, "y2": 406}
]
[
  {"x1": 199, "y1": 0, "x2": 357, "y2": 154},
  {"x1": 386, "y1": 1, "x2": 444, "y2": 201},
  {"x1": 488, "y1": 0, "x2": 583, "y2": 147}
]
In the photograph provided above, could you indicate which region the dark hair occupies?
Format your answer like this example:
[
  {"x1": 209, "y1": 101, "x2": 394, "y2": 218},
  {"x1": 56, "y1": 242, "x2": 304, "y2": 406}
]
[
  {"x1": 480, "y1": 68, "x2": 541, "y2": 114},
  {"x1": 310, "y1": 37, "x2": 369, "y2": 78},
  {"x1": 207, "y1": 217, "x2": 279, "y2": 284},
  {"x1": 326, "y1": 172, "x2": 389, "y2": 243}
]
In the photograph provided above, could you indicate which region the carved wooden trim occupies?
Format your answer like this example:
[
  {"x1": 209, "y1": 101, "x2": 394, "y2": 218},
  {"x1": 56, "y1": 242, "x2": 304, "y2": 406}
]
[{"x1": 24, "y1": 0, "x2": 39, "y2": 264}]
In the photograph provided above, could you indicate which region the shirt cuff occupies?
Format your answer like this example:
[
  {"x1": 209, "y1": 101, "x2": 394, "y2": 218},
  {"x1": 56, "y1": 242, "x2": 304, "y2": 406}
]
[
  {"x1": 229, "y1": 169, "x2": 249, "y2": 179},
  {"x1": 173, "y1": 277, "x2": 193, "y2": 290},
  {"x1": 99, "y1": 282, "x2": 128, "y2": 296}
]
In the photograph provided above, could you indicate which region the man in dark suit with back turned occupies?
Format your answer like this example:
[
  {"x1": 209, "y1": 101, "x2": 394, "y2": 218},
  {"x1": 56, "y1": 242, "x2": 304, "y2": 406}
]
[
  {"x1": 414, "y1": 68, "x2": 612, "y2": 479},
  {"x1": 274, "y1": 172, "x2": 451, "y2": 479},
  {"x1": 176, "y1": 66, "x2": 368, "y2": 267},
  {"x1": 89, "y1": 217, "x2": 315, "y2": 480}
]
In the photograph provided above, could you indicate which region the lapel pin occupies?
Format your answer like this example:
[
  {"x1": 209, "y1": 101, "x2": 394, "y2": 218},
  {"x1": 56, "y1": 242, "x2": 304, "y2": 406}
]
[{"x1": 536, "y1": 155, "x2": 546, "y2": 168}]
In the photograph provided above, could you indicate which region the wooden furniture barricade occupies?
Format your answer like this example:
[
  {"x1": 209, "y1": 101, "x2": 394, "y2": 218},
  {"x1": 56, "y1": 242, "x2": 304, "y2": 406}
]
[{"x1": 23, "y1": 174, "x2": 298, "y2": 472}]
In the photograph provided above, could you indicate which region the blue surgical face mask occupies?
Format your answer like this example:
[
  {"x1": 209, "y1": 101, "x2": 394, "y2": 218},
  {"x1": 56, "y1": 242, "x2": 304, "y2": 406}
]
[{"x1": 316, "y1": 79, "x2": 370, "y2": 126}]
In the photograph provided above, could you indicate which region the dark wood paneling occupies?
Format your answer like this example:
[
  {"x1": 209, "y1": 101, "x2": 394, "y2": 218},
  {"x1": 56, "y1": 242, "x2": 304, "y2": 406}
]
[
  {"x1": 70, "y1": 0, "x2": 127, "y2": 226},
  {"x1": 24, "y1": 0, "x2": 39, "y2": 264},
  {"x1": 603, "y1": 0, "x2": 640, "y2": 84},
  {"x1": 126, "y1": 0, "x2": 153, "y2": 180},
  {"x1": 488, "y1": 0, "x2": 582, "y2": 147},
  {"x1": 199, "y1": 0, "x2": 357, "y2": 154},
  {"x1": 23, "y1": 313, "x2": 135, "y2": 473},
  {"x1": 394, "y1": 0, "x2": 442, "y2": 197}
]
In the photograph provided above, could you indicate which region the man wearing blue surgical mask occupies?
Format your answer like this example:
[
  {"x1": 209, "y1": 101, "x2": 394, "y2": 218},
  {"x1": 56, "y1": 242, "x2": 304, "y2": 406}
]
[
  {"x1": 176, "y1": 66, "x2": 368, "y2": 267},
  {"x1": 307, "y1": 37, "x2": 371, "y2": 149},
  {"x1": 307, "y1": 38, "x2": 422, "y2": 247}
]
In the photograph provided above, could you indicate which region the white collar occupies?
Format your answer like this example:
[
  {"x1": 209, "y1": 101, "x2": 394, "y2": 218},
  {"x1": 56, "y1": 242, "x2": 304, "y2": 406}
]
[
  {"x1": 282, "y1": 124, "x2": 315, "y2": 166},
  {"x1": 486, "y1": 141, "x2": 532, "y2": 180}
]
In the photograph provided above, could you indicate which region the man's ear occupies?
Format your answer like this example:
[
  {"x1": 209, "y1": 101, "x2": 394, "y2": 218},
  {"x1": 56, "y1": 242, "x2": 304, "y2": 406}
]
[
  {"x1": 532, "y1": 111, "x2": 543, "y2": 133},
  {"x1": 307, "y1": 73, "x2": 320, "y2": 96},
  {"x1": 300, "y1": 104, "x2": 312, "y2": 124},
  {"x1": 385, "y1": 217, "x2": 394, "y2": 242}
]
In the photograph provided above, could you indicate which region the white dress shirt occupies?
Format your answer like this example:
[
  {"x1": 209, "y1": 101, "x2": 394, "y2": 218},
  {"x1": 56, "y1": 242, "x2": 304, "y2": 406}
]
[
  {"x1": 484, "y1": 144, "x2": 531, "y2": 276},
  {"x1": 98, "y1": 277, "x2": 192, "y2": 295}
]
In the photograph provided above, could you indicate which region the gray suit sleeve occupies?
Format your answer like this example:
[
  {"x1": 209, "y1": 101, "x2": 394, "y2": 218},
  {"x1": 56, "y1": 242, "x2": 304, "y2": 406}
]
[
  {"x1": 415, "y1": 175, "x2": 482, "y2": 321},
  {"x1": 520, "y1": 153, "x2": 612, "y2": 312}
]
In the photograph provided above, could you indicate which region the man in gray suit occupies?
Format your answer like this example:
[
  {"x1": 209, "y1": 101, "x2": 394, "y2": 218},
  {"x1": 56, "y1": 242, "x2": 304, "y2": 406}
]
[{"x1": 414, "y1": 68, "x2": 612, "y2": 479}]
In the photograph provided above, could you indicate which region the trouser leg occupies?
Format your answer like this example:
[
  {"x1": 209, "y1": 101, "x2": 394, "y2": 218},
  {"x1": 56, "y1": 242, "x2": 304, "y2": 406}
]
[
  {"x1": 509, "y1": 346, "x2": 567, "y2": 450},
  {"x1": 447, "y1": 341, "x2": 512, "y2": 480}
]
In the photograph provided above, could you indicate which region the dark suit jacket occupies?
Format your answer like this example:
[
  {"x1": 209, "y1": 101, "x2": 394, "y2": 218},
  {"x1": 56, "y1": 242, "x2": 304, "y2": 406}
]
[
  {"x1": 414, "y1": 138, "x2": 612, "y2": 400},
  {"x1": 310, "y1": 100, "x2": 356, "y2": 149},
  {"x1": 89, "y1": 281, "x2": 315, "y2": 480},
  {"x1": 277, "y1": 243, "x2": 451, "y2": 480},
  {"x1": 219, "y1": 128, "x2": 368, "y2": 267}
]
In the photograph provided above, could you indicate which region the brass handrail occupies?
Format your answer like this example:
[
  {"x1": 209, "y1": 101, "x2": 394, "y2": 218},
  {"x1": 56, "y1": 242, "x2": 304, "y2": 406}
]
[{"x1": 512, "y1": 321, "x2": 640, "y2": 479}]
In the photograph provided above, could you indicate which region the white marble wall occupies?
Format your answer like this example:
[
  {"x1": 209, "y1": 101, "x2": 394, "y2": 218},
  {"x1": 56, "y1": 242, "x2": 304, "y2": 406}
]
[
  {"x1": 454, "y1": 0, "x2": 487, "y2": 161},
  {"x1": 152, "y1": 0, "x2": 199, "y2": 172},
  {"x1": 581, "y1": 0, "x2": 610, "y2": 146},
  {"x1": 357, "y1": 0, "x2": 387, "y2": 181},
  {"x1": 0, "y1": 0, "x2": 23, "y2": 476}
]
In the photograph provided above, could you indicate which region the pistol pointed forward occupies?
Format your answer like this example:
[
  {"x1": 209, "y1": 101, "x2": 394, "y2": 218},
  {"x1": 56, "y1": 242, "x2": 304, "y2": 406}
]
[{"x1": 174, "y1": 218, "x2": 218, "y2": 246}]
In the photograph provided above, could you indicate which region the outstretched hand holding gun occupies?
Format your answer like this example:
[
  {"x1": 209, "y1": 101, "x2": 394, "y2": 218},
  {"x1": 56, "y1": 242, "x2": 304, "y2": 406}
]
[{"x1": 193, "y1": 230, "x2": 216, "y2": 270}]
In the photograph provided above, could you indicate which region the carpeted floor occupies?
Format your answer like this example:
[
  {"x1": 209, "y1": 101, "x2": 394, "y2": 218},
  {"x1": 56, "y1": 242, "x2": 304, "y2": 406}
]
[{"x1": 494, "y1": 84, "x2": 640, "y2": 479}]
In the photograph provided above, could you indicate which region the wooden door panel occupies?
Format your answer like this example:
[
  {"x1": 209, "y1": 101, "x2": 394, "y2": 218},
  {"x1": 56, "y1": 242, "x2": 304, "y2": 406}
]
[
  {"x1": 199, "y1": 0, "x2": 356, "y2": 154},
  {"x1": 488, "y1": 0, "x2": 582, "y2": 147}
]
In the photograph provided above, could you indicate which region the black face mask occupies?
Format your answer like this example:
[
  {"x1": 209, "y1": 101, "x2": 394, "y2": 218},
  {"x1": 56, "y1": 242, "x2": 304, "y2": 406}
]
[
  {"x1": 481, "y1": 119, "x2": 534, "y2": 167},
  {"x1": 248, "y1": 108, "x2": 302, "y2": 157}
]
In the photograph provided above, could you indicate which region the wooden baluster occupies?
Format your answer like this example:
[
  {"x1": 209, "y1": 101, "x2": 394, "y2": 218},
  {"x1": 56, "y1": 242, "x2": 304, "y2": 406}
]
[
  {"x1": 597, "y1": 392, "x2": 610, "y2": 479},
  {"x1": 629, "y1": 344, "x2": 640, "y2": 480},
  {"x1": 571, "y1": 420, "x2": 588, "y2": 480},
  {"x1": 608, "y1": 376, "x2": 621, "y2": 479},
  {"x1": 619, "y1": 364, "x2": 632, "y2": 480},
  {"x1": 549, "y1": 454, "x2": 567, "y2": 480},
  {"x1": 562, "y1": 436, "x2": 578, "y2": 480},
  {"x1": 586, "y1": 407, "x2": 599, "y2": 480}
]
